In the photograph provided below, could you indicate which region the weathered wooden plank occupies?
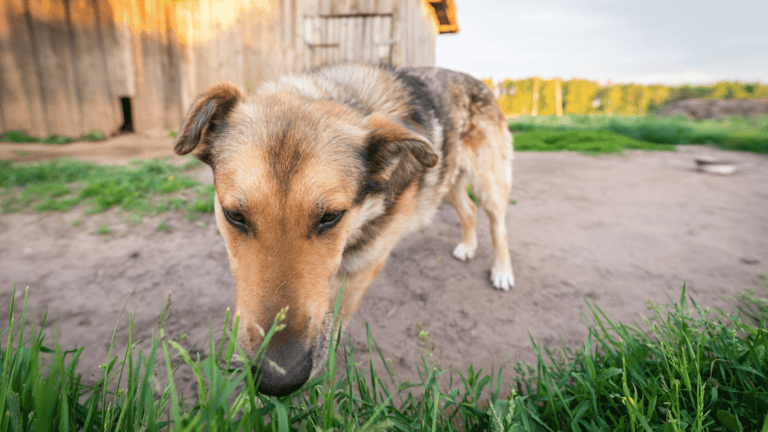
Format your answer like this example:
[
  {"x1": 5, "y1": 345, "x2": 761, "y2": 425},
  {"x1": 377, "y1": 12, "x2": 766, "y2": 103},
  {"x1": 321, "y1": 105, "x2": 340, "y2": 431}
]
[
  {"x1": 389, "y1": 0, "x2": 401, "y2": 67},
  {"x1": 131, "y1": 0, "x2": 166, "y2": 132},
  {"x1": 27, "y1": 0, "x2": 82, "y2": 136},
  {"x1": 353, "y1": 17, "x2": 362, "y2": 62},
  {"x1": 363, "y1": 15, "x2": 372, "y2": 62},
  {"x1": 0, "y1": 2, "x2": 11, "y2": 130},
  {"x1": 296, "y1": 0, "x2": 313, "y2": 71},
  {"x1": 302, "y1": 15, "x2": 311, "y2": 69},
  {"x1": 313, "y1": 16, "x2": 323, "y2": 67},
  {"x1": 358, "y1": 0, "x2": 375, "y2": 15},
  {"x1": 214, "y1": 0, "x2": 244, "y2": 88},
  {"x1": 255, "y1": 1, "x2": 270, "y2": 79},
  {"x1": 319, "y1": 0, "x2": 333, "y2": 16},
  {"x1": 99, "y1": 0, "x2": 135, "y2": 97},
  {"x1": 376, "y1": 0, "x2": 393, "y2": 15},
  {"x1": 175, "y1": 1, "x2": 195, "y2": 109},
  {"x1": 381, "y1": 15, "x2": 393, "y2": 63},
  {"x1": 94, "y1": 0, "x2": 130, "y2": 133},
  {"x1": 282, "y1": 0, "x2": 292, "y2": 49},
  {"x1": 327, "y1": 16, "x2": 335, "y2": 65},
  {"x1": 340, "y1": 16, "x2": 349, "y2": 63},
  {"x1": 163, "y1": 2, "x2": 183, "y2": 128},
  {"x1": 68, "y1": 0, "x2": 120, "y2": 135},
  {"x1": 0, "y1": 0, "x2": 45, "y2": 134},
  {"x1": 192, "y1": 0, "x2": 214, "y2": 95},
  {"x1": 240, "y1": 0, "x2": 256, "y2": 91}
]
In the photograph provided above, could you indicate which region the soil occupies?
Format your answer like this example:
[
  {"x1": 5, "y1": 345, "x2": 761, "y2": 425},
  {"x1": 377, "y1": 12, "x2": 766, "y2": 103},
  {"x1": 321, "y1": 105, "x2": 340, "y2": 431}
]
[
  {"x1": 656, "y1": 97, "x2": 768, "y2": 120},
  {"x1": 1, "y1": 134, "x2": 767, "y2": 396}
]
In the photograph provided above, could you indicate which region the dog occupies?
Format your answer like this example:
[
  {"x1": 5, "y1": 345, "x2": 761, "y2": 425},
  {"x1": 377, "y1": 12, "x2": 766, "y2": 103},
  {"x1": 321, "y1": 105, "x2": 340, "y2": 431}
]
[{"x1": 173, "y1": 63, "x2": 514, "y2": 396}]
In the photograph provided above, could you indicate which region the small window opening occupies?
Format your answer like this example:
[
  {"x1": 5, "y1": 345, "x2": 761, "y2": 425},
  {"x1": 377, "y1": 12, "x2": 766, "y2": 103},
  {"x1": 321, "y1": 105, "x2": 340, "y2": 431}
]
[{"x1": 120, "y1": 97, "x2": 134, "y2": 133}]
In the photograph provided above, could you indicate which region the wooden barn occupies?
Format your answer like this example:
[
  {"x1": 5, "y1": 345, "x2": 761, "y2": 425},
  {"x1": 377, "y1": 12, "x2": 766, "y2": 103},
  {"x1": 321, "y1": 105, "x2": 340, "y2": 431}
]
[{"x1": 0, "y1": 0, "x2": 458, "y2": 138}]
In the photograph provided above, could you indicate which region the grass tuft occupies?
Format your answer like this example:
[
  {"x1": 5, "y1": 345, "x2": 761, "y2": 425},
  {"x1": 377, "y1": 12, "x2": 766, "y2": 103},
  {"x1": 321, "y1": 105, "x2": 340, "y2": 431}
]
[
  {"x1": 2, "y1": 283, "x2": 766, "y2": 431},
  {"x1": 93, "y1": 223, "x2": 113, "y2": 236},
  {"x1": 1, "y1": 157, "x2": 214, "y2": 222},
  {"x1": 514, "y1": 130, "x2": 676, "y2": 154},
  {"x1": 509, "y1": 115, "x2": 768, "y2": 153},
  {"x1": 1, "y1": 129, "x2": 106, "y2": 144}
]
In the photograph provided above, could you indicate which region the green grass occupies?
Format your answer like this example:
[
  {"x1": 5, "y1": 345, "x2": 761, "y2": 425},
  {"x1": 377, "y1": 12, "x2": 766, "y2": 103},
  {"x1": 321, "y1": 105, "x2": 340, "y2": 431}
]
[
  {"x1": 0, "y1": 129, "x2": 105, "y2": 144},
  {"x1": 509, "y1": 115, "x2": 768, "y2": 153},
  {"x1": 157, "y1": 219, "x2": 172, "y2": 232},
  {"x1": 93, "y1": 223, "x2": 113, "y2": 236},
  {"x1": 2, "y1": 282, "x2": 766, "y2": 431},
  {"x1": 514, "y1": 130, "x2": 676, "y2": 154},
  {"x1": 0, "y1": 157, "x2": 213, "y2": 222}
]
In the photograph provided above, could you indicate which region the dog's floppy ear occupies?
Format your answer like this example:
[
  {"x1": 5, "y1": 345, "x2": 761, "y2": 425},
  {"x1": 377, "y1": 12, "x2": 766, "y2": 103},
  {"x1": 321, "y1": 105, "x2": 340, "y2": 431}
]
[
  {"x1": 364, "y1": 113, "x2": 439, "y2": 171},
  {"x1": 174, "y1": 83, "x2": 245, "y2": 162}
]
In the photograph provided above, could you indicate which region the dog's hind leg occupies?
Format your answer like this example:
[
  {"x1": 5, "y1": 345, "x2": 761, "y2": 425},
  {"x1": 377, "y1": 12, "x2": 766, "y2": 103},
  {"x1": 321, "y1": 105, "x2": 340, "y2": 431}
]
[
  {"x1": 466, "y1": 121, "x2": 515, "y2": 291},
  {"x1": 443, "y1": 170, "x2": 478, "y2": 261}
]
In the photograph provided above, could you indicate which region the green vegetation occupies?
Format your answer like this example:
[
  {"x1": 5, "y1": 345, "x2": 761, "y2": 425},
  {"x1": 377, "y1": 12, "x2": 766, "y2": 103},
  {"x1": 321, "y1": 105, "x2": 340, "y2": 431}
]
[
  {"x1": 1, "y1": 129, "x2": 105, "y2": 144},
  {"x1": 0, "y1": 157, "x2": 213, "y2": 222},
  {"x1": 93, "y1": 223, "x2": 113, "y2": 236},
  {"x1": 2, "y1": 282, "x2": 766, "y2": 431},
  {"x1": 490, "y1": 78, "x2": 768, "y2": 117},
  {"x1": 157, "y1": 219, "x2": 172, "y2": 232},
  {"x1": 509, "y1": 115, "x2": 768, "y2": 153},
  {"x1": 514, "y1": 130, "x2": 676, "y2": 154}
]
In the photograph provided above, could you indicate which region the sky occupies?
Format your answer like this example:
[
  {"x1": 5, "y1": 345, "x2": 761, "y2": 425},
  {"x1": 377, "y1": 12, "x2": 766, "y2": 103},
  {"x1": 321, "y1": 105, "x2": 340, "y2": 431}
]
[{"x1": 435, "y1": 0, "x2": 768, "y2": 86}]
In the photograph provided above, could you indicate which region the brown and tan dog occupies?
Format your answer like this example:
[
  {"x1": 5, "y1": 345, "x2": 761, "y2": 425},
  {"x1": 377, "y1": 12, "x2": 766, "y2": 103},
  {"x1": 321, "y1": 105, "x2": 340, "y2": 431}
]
[{"x1": 174, "y1": 64, "x2": 514, "y2": 396}]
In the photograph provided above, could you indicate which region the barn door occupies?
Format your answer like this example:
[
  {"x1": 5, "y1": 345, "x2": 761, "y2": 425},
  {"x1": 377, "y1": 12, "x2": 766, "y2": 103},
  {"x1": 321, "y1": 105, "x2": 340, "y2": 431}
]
[{"x1": 304, "y1": 14, "x2": 395, "y2": 69}]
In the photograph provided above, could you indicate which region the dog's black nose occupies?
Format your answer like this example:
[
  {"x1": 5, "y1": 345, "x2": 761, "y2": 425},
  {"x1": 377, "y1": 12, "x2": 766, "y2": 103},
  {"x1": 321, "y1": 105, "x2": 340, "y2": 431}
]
[{"x1": 254, "y1": 340, "x2": 313, "y2": 397}]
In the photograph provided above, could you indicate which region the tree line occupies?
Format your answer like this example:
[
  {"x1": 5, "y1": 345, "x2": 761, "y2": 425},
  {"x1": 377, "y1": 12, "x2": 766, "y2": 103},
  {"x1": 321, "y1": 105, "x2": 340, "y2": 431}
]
[{"x1": 481, "y1": 78, "x2": 768, "y2": 116}]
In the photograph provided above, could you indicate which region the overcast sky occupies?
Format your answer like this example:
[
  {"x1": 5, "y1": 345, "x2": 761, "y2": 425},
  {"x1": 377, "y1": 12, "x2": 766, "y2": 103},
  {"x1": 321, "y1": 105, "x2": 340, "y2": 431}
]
[{"x1": 435, "y1": 0, "x2": 768, "y2": 85}]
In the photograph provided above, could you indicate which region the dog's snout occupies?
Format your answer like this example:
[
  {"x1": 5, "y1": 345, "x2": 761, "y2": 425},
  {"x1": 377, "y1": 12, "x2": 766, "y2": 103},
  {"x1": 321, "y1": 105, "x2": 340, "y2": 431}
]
[{"x1": 254, "y1": 340, "x2": 313, "y2": 397}]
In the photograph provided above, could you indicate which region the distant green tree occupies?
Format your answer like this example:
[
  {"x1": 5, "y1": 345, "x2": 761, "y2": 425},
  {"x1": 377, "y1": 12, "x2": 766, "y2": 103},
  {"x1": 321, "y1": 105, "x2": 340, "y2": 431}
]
[
  {"x1": 538, "y1": 79, "x2": 557, "y2": 116},
  {"x1": 647, "y1": 85, "x2": 672, "y2": 113},
  {"x1": 563, "y1": 79, "x2": 600, "y2": 114},
  {"x1": 492, "y1": 77, "x2": 762, "y2": 116},
  {"x1": 501, "y1": 78, "x2": 536, "y2": 116},
  {"x1": 711, "y1": 82, "x2": 749, "y2": 99},
  {"x1": 752, "y1": 83, "x2": 768, "y2": 98},
  {"x1": 667, "y1": 85, "x2": 713, "y2": 103},
  {"x1": 621, "y1": 84, "x2": 645, "y2": 115},
  {"x1": 602, "y1": 85, "x2": 624, "y2": 115}
]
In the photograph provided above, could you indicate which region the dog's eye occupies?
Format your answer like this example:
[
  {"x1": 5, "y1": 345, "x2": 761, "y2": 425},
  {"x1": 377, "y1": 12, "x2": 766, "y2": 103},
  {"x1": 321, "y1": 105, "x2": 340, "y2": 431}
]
[
  {"x1": 223, "y1": 209, "x2": 248, "y2": 233},
  {"x1": 317, "y1": 210, "x2": 344, "y2": 234}
]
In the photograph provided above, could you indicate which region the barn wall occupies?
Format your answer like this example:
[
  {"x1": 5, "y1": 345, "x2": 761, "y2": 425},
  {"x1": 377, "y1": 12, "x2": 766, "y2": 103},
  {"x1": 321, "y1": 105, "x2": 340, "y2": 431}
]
[{"x1": 0, "y1": 0, "x2": 440, "y2": 137}]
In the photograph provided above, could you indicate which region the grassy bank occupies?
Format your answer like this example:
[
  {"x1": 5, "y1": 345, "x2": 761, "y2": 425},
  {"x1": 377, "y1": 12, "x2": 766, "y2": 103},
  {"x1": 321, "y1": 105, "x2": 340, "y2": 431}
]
[
  {"x1": 513, "y1": 130, "x2": 676, "y2": 154},
  {"x1": 508, "y1": 115, "x2": 768, "y2": 154},
  {"x1": 2, "y1": 281, "x2": 766, "y2": 431},
  {"x1": 1, "y1": 129, "x2": 105, "y2": 144},
  {"x1": 0, "y1": 157, "x2": 214, "y2": 222}
]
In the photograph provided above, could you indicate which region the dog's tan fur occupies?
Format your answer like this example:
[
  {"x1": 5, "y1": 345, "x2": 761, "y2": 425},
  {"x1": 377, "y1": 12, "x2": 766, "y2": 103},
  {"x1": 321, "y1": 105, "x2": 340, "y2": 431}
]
[{"x1": 174, "y1": 64, "x2": 514, "y2": 396}]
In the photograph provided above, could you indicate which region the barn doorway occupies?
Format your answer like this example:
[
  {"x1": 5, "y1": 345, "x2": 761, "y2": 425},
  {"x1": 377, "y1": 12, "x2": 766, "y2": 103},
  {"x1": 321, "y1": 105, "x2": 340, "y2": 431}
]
[{"x1": 120, "y1": 97, "x2": 134, "y2": 133}]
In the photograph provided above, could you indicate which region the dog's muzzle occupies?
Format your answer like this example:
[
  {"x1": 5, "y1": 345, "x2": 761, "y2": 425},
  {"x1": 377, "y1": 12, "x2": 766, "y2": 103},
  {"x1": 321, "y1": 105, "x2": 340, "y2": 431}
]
[{"x1": 254, "y1": 340, "x2": 313, "y2": 397}]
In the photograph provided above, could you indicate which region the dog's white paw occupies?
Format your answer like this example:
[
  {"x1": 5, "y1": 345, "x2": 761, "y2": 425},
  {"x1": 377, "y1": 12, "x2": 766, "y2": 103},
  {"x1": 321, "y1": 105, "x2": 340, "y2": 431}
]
[
  {"x1": 491, "y1": 267, "x2": 515, "y2": 291},
  {"x1": 452, "y1": 242, "x2": 476, "y2": 261}
]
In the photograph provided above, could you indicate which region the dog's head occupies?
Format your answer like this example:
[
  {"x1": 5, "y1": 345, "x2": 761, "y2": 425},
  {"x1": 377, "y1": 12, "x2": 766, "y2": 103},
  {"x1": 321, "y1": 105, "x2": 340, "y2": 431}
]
[{"x1": 174, "y1": 82, "x2": 438, "y2": 396}]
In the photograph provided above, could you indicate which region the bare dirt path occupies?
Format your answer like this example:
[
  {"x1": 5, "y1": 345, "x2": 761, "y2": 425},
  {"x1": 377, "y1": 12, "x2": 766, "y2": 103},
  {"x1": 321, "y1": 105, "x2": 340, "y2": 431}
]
[{"x1": 1, "y1": 135, "x2": 767, "y2": 394}]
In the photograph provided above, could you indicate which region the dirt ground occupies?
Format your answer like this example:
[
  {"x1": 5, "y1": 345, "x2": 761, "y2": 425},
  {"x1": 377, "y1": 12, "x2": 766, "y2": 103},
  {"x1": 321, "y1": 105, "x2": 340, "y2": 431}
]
[{"x1": 1, "y1": 134, "x2": 767, "y2": 395}]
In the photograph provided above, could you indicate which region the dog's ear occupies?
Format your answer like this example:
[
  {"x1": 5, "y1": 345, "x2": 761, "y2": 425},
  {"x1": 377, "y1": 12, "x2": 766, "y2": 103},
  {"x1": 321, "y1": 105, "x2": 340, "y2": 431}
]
[
  {"x1": 364, "y1": 113, "x2": 439, "y2": 172},
  {"x1": 174, "y1": 83, "x2": 245, "y2": 163}
]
